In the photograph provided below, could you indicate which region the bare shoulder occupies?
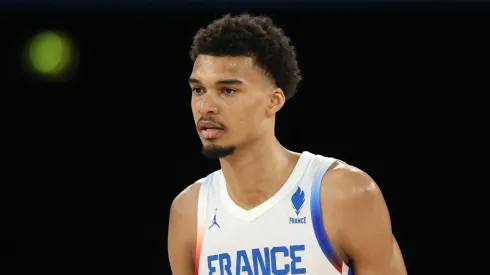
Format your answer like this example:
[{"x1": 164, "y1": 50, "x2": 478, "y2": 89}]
[
  {"x1": 169, "y1": 178, "x2": 204, "y2": 241},
  {"x1": 321, "y1": 160, "x2": 388, "y2": 238},
  {"x1": 321, "y1": 160, "x2": 407, "y2": 274},
  {"x1": 322, "y1": 160, "x2": 381, "y2": 204},
  {"x1": 170, "y1": 178, "x2": 204, "y2": 216},
  {"x1": 168, "y1": 178, "x2": 205, "y2": 274},
  {"x1": 319, "y1": 161, "x2": 382, "y2": 263}
]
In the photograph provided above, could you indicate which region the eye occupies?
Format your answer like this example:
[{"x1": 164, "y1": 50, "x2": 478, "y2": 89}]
[
  {"x1": 192, "y1": 87, "x2": 204, "y2": 94},
  {"x1": 222, "y1": 88, "x2": 236, "y2": 95}
]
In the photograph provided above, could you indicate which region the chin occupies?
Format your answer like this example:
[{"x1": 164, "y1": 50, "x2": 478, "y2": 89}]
[{"x1": 201, "y1": 144, "x2": 237, "y2": 159}]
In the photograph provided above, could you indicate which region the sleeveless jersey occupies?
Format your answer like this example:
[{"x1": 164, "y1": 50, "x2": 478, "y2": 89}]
[{"x1": 195, "y1": 151, "x2": 353, "y2": 275}]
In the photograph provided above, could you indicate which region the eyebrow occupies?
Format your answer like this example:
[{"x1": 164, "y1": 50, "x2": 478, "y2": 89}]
[{"x1": 188, "y1": 78, "x2": 244, "y2": 85}]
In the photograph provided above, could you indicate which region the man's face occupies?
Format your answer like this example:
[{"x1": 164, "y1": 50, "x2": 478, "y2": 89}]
[{"x1": 189, "y1": 55, "x2": 275, "y2": 158}]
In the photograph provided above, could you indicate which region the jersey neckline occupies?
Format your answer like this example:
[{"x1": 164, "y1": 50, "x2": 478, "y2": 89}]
[{"x1": 218, "y1": 151, "x2": 314, "y2": 222}]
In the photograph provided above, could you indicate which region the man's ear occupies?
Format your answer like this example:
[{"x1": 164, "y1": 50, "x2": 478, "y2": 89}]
[{"x1": 267, "y1": 87, "x2": 286, "y2": 115}]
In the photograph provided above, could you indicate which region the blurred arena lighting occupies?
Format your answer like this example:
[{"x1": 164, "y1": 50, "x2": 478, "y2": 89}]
[{"x1": 25, "y1": 30, "x2": 78, "y2": 81}]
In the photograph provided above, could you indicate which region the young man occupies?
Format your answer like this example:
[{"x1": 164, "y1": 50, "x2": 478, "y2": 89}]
[{"x1": 168, "y1": 14, "x2": 407, "y2": 275}]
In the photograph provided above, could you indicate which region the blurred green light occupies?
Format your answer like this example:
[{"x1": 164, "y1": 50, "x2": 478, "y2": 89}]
[{"x1": 29, "y1": 31, "x2": 72, "y2": 75}]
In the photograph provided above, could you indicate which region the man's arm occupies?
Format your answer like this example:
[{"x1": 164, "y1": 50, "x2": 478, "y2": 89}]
[
  {"x1": 324, "y1": 164, "x2": 407, "y2": 275},
  {"x1": 168, "y1": 181, "x2": 202, "y2": 275}
]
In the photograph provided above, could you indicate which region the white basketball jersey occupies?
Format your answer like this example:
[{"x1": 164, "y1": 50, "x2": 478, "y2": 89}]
[{"x1": 195, "y1": 151, "x2": 353, "y2": 275}]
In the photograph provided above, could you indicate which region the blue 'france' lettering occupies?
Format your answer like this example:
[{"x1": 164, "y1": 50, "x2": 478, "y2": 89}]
[
  {"x1": 219, "y1": 253, "x2": 232, "y2": 275},
  {"x1": 207, "y1": 245, "x2": 306, "y2": 275},
  {"x1": 208, "y1": 255, "x2": 218, "y2": 275},
  {"x1": 290, "y1": 245, "x2": 306, "y2": 274},
  {"x1": 236, "y1": 250, "x2": 253, "y2": 274},
  {"x1": 271, "y1": 247, "x2": 289, "y2": 275},
  {"x1": 252, "y1": 248, "x2": 270, "y2": 275},
  {"x1": 289, "y1": 217, "x2": 307, "y2": 224}
]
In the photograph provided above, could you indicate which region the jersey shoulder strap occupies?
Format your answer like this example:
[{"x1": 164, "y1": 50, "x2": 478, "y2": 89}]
[
  {"x1": 310, "y1": 156, "x2": 353, "y2": 275},
  {"x1": 195, "y1": 171, "x2": 217, "y2": 275}
]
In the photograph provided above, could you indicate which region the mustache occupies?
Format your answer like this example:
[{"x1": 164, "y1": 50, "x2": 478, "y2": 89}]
[{"x1": 197, "y1": 116, "x2": 226, "y2": 128}]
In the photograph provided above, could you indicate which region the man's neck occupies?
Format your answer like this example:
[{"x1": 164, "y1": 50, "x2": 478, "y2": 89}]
[{"x1": 219, "y1": 137, "x2": 301, "y2": 210}]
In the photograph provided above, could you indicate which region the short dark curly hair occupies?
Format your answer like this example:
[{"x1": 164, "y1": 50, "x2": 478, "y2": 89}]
[{"x1": 189, "y1": 13, "x2": 302, "y2": 100}]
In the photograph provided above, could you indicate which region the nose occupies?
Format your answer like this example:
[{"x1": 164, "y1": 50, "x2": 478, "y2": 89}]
[{"x1": 197, "y1": 94, "x2": 218, "y2": 115}]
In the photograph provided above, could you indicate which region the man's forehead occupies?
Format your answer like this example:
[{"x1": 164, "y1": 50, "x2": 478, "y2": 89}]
[{"x1": 192, "y1": 55, "x2": 258, "y2": 76}]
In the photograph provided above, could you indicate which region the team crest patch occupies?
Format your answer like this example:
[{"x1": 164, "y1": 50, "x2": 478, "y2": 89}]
[{"x1": 290, "y1": 187, "x2": 307, "y2": 224}]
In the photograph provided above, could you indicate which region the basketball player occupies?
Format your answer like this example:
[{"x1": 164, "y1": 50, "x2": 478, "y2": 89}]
[{"x1": 168, "y1": 14, "x2": 407, "y2": 275}]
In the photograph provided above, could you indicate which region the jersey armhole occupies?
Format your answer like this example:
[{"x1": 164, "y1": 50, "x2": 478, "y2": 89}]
[
  {"x1": 310, "y1": 161, "x2": 354, "y2": 275},
  {"x1": 194, "y1": 173, "x2": 214, "y2": 275}
]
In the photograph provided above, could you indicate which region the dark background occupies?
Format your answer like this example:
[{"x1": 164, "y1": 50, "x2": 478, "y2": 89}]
[{"x1": 4, "y1": 2, "x2": 487, "y2": 274}]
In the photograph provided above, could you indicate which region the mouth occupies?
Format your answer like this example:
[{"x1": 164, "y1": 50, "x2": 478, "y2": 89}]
[{"x1": 198, "y1": 121, "x2": 225, "y2": 139}]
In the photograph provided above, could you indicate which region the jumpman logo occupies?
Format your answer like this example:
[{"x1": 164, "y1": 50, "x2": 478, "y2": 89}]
[{"x1": 208, "y1": 208, "x2": 220, "y2": 229}]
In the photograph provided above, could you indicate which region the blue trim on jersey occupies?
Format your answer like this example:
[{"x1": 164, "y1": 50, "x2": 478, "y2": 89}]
[
  {"x1": 310, "y1": 166, "x2": 339, "y2": 264},
  {"x1": 311, "y1": 165, "x2": 353, "y2": 274}
]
